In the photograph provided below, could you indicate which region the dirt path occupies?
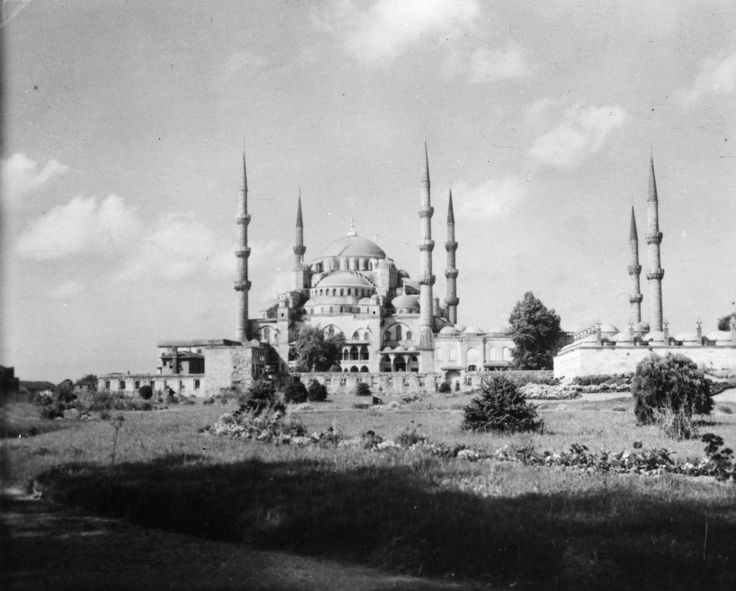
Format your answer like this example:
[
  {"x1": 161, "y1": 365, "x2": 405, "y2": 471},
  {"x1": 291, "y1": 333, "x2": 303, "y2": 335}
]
[{"x1": 1, "y1": 492, "x2": 488, "y2": 591}]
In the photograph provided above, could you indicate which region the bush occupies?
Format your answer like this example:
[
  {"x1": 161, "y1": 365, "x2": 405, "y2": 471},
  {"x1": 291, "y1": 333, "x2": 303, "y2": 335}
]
[
  {"x1": 438, "y1": 382, "x2": 452, "y2": 393},
  {"x1": 239, "y1": 380, "x2": 284, "y2": 416},
  {"x1": 355, "y1": 382, "x2": 371, "y2": 397},
  {"x1": 283, "y1": 379, "x2": 308, "y2": 404},
  {"x1": 632, "y1": 353, "x2": 713, "y2": 427},
  {"x1": 307, "y1": 379, "x2": 328, "y2": 402},
  {"x1": 462, "y1": 375, "x2": 543, "y2": 433},
  {"x1": 138, "y1": 385, "x2": 153, "y2": 400}
]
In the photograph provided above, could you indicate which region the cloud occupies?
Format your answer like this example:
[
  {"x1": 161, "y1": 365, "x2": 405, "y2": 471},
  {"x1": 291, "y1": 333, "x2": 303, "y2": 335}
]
[
  {"x1": 223, "y1": 51, "x2": 266, "y2": 75},
  {"x1": 453, "y1": 176, "x2": 527, "y2": 220},
  {"x1": 465, "y1": 44, "x2": 530, "y2": 83},
  {"x1": 15, "y1": 194, "x2": 139, "y2": 260},
  {"x1": 317, "y1": 0, "x2": 480, "y2": 64},
  {"x1": 682, "y1": 52, "x2": 736, "y2": 103},
  {"x1": 529, "y1": 104, "x2": 628, "y2": 168},
  {"x1": 49, "y1": 280, "x2": 86, "y2": 300},
  {"x1": 2, "y1": 153, "x2": 69, "y2": 203}
]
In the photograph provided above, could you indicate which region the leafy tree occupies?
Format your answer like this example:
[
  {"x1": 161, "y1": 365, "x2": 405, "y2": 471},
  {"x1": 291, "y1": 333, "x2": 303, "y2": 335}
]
[
  {"x1": 239, "y1": 379, "x2": 284, "y2": 415},
  {"x1": 138, "y1": 384, "x2": 153, "y2": 400},
  {"x1": 56, "y1": 379, "x2": 76, "y2": 403},
  {"x1": 284, "y1": 378, "x2": 308, "y2": 404},
  {"x1": 632, "y1": 353, "x2": 713, "y2": 428},
  {"x1": 355, "y1": 382, "x2": 371, "y2": 397},
  {"x1": 508, "y1": 292, "x2": 563, "y2": 369},
  {"x1": 75, "y1": 374, "x2": 98, "y2": 392},
  {"x1": 307, "y1": 379, "x2": 328, "y2": 402},
  {"x1": 717, "y1": 313, "x2": 735, "y2": 331},
  {"x1": 294, "y1": 327, "x2": 345, "y2": 372},
  {"x1": 462, "y1": 375, "x2": 543, "y2": 433}
]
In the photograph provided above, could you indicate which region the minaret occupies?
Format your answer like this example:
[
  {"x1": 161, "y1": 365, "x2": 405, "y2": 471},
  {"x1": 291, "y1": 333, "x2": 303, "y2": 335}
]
[
  {"x1": 418, "y1": 140, "x2": 435, "y2": 370},
  {"x1": 627, "y1": 206, "x2": 643, "y2": 324},
  {"x1": 292, "y1": 190, "x2": 309, "y2": 291},
  {"x1": 444, "y1": 189, "x2": 459, "y2": 325},
  {"x1": 235, "y1": 152, "x2": 252, "y2": 343},
  {"x1": 646, "y1": 153, "x2": 664, "y2": 332}
]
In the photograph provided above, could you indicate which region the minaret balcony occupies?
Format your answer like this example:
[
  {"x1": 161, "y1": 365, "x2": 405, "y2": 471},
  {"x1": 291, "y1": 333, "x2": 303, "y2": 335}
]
[
  {"x1": 293, "y1": 245, "x2": 306, "y2": 256},
  {"x1": 236, "y1": 247, "x2": 251, "y2": 258},
  {"x1": 418, "y1": 239, "x2": 435, "y2": 252},
  {"x1": 236, "y1": 214, "x2": 251, "y2": 225},
  {"x1": 627, "y1": 264, "x2": 641, "y2": 275},
  {"x1": 645, "y1": 232, "x2": 662, "y2": 244},
  {"x1": 628, "y1": 294, "x2": 643, "y2": 304},
  {"x1": 646, "y1": 270, "x2": 665, "y2": 280},
  {"x1": 445, "y1": 240, "x2": 458, "y2": 250},
  {"x1": 418, "y1": 273, "x2": 436, "y2": 286},
  {"x1": 234, "y1": 279, "x2": 252, "y2": 291},
  {"x1": 418, "y1": 206, "x2": 434, "y2": 218},
  {"x1": 445, "y1": 269, "x2": 459, "y2": 279},
  {"x1": 445, "y1": 297, "x2": 459, "y2": 306}
]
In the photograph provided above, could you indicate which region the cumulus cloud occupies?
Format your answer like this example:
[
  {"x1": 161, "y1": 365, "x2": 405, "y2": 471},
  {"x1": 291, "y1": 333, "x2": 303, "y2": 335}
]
[
  {"x1": 453, "y1": 175, "x2": 527, "y2": 220},
  {"x1": 316, "y1": 0, "x2": 479, "y2": 64},
  {"x1": 529, "y1": 104, "x2": 628, "y2": 168},
  {"x1": 2, "y1": 153, "x2": 69, "y2": 203},
  {"x1": 682, "y1": 52, "x2": 736, "y2": 102},
  {"x1": 15, "y1": 195, "x2": 139, "y2": 260},
  {"x1": 466, "y1": 44, "x2": 530, "y2": 83}
]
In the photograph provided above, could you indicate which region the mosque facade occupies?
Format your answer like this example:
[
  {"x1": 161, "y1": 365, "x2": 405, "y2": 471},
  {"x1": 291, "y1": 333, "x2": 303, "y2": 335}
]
[{"x1": 99, "y1": 145, "x2": 515, "y2": 396}]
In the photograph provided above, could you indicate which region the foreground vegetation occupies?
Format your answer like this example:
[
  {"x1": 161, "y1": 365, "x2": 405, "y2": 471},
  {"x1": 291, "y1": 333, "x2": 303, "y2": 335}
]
[{"x1": 3, "y1": 391, "x2": 736, "y2": 589}]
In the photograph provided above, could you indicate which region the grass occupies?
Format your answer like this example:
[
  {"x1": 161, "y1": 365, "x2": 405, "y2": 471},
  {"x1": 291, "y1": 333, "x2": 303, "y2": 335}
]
[{"x1": 3, "y1": 394, "x2": 736, "y2": 589}]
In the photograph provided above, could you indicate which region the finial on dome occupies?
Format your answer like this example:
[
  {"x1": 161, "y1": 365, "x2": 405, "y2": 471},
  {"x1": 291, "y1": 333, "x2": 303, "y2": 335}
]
[{"x1": 347, "y1": 217, "x2": 357, "y2": 236}]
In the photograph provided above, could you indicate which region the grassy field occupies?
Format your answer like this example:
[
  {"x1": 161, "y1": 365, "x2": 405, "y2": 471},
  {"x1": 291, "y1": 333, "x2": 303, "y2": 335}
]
[{"x1": 3, "y1": 393, "x2": 736, "y2": 589}]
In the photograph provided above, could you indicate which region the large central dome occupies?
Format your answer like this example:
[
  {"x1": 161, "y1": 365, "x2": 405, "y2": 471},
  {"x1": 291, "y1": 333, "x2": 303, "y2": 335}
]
[{"x1": 321, "y1": 233, "x2": 386, "y2": 259}]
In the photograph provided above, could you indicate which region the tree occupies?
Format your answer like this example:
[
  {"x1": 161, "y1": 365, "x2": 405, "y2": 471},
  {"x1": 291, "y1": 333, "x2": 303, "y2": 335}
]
[
  {"x1": 294, "y1": 327, "x2": 345, "y2": 372},
  {"x1": 75, "y1": 374, "x2": 98, "y2": 392},
  {"x1": 462, "y1": 375, "x2": 543, "y2": 433},
  {"x1": 717, "y1": 312, "x2": 735, "y2": 331},
  {"x1": 632, "y1": 353, "x2": 713, "y2": 428},
  {"x1": 508, "y1": 292, "x2": 562, "y2": 369},
  {"x1": 283, "y1": 378, "x2": 308, "y2": 404},
  {"x1": 355, "y1": 382, "x2": 371, "y2": 397},
  {"x1": 307, "y1": 379, "x2": 328, "y2": 402}
]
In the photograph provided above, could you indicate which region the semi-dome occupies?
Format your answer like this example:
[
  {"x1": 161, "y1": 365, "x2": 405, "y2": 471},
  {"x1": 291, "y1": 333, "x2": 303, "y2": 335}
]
[
  {"x1": 321, "y1": 234, "x2": 386, "y2": 259},
  {"x1": 315, "y1": 271, "x2": 373, "y2": 289},
  {"x1": 391, "y1": 294, "x2": 420, "y2": 310}
]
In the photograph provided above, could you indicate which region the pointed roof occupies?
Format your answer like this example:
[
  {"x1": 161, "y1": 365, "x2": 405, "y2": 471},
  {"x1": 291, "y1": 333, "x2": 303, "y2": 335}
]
[
  {"x1": 648, "y1": 153, "x2": 658, "y2": 203},
  {"x1": 296, "y1": 189, "x2": 303, "y2": 228},
  {"x1": 447, "y1": 189, "x2": 455, "y2": 224},
  {"x1": 242, "y1": 152, "x2": 248, "y2": 195},
  {"x1": 629, "y1": 206, "x2": 638, "y2": 241},
  {"x1": 422, "y1": 139, "x2": 430, "y2": 186}
]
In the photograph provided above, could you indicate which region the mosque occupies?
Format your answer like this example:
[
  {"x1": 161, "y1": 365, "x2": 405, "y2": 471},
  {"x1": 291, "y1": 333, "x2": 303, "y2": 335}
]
[{"x1": 99, "y1": 144, "x2": 515, "y2": 396}]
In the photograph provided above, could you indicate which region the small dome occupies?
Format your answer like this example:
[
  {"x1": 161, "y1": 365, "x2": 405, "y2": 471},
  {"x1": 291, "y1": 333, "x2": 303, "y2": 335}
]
[
  {"x1": 382, "y1": 346, "x2": 393, "y2": 353},
  {"x1": 706, "y1": 330, "x2": 732, "y2": 342},
  {"x1": 439, "y1": 326, "x2": 459, "y2": 335},
  {"x1": 391, "y1": 294, "x2": 420, "y2": 310},
  {"x1": 610, "y1": 332, "x2": 631, "y2": 343},
  {"x1": 315, "y1": 271, "x2": 373, "y2": 289},
  {"x1": 394, "y1": 345, "x2": 406, "y2": 352},
  {"x1": 464, "y1": 326, "x2": 483, "y2": 334},
  {"x1": 674, "y1": 332, "x2": 700, "y2": 343},
  {"x1": 598, "y1": 323, "x2": 619, "y2": 334},
  {"x1": 320, "y1": 234, "x2": 386, "y2": 259},
  {"x1": 455, "y1": 324, "x2": 466, "y2": 332},
  {"x1": 581, "y1": 333, "x2": 600, "y2": 343},
  {"x1": 642, "y1": 331, "x2": 666, "y2": 342},
  {"x1": 633, "y1": 321, "x2": 650, "y2": 332}
]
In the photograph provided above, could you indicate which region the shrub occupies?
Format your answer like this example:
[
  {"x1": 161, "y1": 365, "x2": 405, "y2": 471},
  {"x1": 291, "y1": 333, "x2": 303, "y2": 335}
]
[
  {"x1": 306, "y1": 379, "x2": 328, "y2": 402},
  {"x1": 462, "y1": 375, "x2": 543, "y2": 433},
  {"x1": 239, "y1": 380, "x2": 284, "y2": 416},
  {"x1": 355, "y1": 382, "x2": 371, "y2": 397},
  {"x1": 438, "y1": 382, "x2": 452, "y2": 393},
  {"x1": 283, "y1": 379, "x2": 308, "y2": 404},
  {"x1": 632, "y1": 353, "x2": 713, "y2": 427},
  {"x1": 138, "y1": 385, "x2": 153, "y2": 400}
]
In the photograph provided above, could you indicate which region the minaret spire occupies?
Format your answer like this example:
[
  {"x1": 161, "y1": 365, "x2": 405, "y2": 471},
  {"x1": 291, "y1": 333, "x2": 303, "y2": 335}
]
[
  {"x1": 627, "y1": 206, "x2": 643, "y2": 325},
  {"x1": 417, "y1": 139, "x2": 435, "y2": 371},
  {"x1": 645, "y1": 153, "x2": 664, "y2": 333},
  {"x1": 235, "y1": 151, "x2": 252, "y2": 343},
  {"x1": 292, "y1": 190, "x2": 309, "y2": 290},
  {"x1": 444, "y1": 189, "x2": 459, "y2": 325}
]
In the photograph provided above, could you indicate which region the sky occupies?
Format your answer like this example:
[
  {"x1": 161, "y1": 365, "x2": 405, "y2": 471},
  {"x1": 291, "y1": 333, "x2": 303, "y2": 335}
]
[{"x1": 2, "y1": 0, "x2": 735, "y2": 382}]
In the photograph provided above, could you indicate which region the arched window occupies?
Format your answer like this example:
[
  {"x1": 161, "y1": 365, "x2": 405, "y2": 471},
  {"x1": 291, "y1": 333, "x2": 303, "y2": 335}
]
[
  {"x1": 406, "y1": 330, "x2": 412, "y2": 341},
  {"x1": 395, "y1": 325, "x2": 402, "y2": 340}
]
